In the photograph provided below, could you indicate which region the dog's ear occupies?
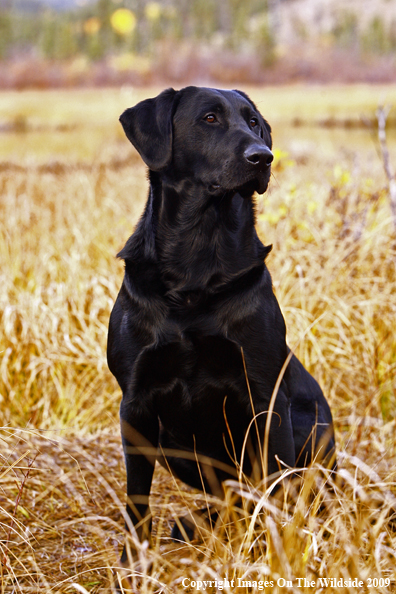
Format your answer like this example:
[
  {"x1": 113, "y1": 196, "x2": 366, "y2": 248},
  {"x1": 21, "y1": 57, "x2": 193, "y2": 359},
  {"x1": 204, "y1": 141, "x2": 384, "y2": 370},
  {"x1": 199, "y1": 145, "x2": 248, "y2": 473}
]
[
  {"x1": 234, "y1": 89, "x2": 272, "y2": 148},
  {"x1": 119, "y1": 88, "x2": 178, "y2": 171}
]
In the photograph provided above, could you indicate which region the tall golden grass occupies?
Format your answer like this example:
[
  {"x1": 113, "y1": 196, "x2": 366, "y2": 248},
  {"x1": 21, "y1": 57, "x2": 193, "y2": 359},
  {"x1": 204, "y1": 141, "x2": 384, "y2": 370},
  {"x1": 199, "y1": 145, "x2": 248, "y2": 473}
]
[{"x1": 0, "y1": 87, "x2": 395, "y2": 592}]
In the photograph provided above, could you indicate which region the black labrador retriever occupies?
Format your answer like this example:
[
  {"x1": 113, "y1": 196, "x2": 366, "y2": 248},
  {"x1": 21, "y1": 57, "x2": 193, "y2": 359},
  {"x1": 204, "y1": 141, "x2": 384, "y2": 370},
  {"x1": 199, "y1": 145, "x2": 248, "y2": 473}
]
[{"x1": 107, "y1": 86, "x2": 335, "y2": 559}]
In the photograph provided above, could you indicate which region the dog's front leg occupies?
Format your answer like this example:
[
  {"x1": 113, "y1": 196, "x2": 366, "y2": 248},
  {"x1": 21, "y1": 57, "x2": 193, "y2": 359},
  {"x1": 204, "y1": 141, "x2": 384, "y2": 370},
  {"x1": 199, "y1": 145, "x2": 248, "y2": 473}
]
[
  {"x1": 253, "y1": 382, "x2": 296, "y2": 484},
  {"x1": 119, "y1": 404, "x2": 159, "y2": 563}
]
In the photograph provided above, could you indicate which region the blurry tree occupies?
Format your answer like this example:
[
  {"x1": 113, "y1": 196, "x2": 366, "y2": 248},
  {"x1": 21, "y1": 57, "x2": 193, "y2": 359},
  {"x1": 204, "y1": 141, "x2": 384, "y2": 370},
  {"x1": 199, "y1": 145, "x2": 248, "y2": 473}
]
[
  {"x1": 83, "y1": 16, "x2": 103, "y2": 59},
  {"x1": 362, "y1": 16, "x2": 390, "y2": 54},
  {"x1": 0, "y1": 0, "x2": 396, "y2": 74},
  {"x1": 145, "y1": 2, "x2": 163, "y2": 42},
  {"x1": 390, "y1": 20, "x2": 396, "y2": 51},
  {"x1": 191, "y1": 0, "x2": 217, "y2": 40},
  {"x1": 254, "y1": 12, "x2": 276, "y2": 66},
  {"x1": 332, "y1": 11, "x2": 359, "y2": 49},
  {"x1": 41, "y1": 11, "x2": 78, "y2": 58},
  {"x1": 227, "y1": 0, "x2": 251, "y2": 47},
  {"x1": 0, "y1": 11, "x2": 12, "y2": 58},
  {"x1": 111, "y1": 7, "x2": 137, "y2": 53},
  {"x1": 40, "y1": 12, "x2": 57, "y2": 57},
  {"x1": 96, "y1": 0, "x2": 114, "y2": 57}
]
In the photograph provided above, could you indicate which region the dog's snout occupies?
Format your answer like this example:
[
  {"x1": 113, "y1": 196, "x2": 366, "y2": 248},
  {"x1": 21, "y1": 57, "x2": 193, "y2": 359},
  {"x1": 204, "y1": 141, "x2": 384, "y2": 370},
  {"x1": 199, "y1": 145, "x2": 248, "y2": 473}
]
[{"x1": 244, "y1": 145, "x2": 273, "y2": 168}]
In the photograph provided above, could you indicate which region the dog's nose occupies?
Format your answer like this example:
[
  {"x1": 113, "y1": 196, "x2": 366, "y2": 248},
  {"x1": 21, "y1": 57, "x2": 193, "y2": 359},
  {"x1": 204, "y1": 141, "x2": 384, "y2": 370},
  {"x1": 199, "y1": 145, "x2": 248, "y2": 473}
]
[{"x1": 244, "y1": 145, "x2": 273, "y2": 168}]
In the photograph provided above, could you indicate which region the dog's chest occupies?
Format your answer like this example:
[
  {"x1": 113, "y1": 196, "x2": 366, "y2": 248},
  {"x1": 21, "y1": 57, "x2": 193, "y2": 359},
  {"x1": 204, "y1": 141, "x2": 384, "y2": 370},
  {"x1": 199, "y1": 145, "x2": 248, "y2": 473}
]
[{"x1": 133, "y1": 333, "x2": 250, "y2": 447}]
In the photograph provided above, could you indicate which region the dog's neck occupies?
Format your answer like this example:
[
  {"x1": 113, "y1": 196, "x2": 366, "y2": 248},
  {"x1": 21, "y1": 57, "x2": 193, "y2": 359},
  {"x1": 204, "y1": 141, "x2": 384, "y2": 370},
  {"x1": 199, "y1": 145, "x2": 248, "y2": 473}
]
[
  {"x1": 118, "y1": 172, "x2": 271, "y2": 295},
  {"x1": 148, "y1": 173, "x2": 269, "y2": 293}
]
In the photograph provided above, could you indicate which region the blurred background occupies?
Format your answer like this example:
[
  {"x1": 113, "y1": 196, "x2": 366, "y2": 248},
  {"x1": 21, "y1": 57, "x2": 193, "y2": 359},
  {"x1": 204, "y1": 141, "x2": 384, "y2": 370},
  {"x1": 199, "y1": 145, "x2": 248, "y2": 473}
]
[{"x1": 1, "y1": 0, "x2": 396, "y2": 88}]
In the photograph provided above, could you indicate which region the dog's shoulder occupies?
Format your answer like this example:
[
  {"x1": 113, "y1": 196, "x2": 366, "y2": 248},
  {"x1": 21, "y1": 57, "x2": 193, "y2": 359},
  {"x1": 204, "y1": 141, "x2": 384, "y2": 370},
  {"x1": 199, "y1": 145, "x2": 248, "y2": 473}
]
[{"x1": 117, "y1": 195, "x2": 156, "y2": 264}]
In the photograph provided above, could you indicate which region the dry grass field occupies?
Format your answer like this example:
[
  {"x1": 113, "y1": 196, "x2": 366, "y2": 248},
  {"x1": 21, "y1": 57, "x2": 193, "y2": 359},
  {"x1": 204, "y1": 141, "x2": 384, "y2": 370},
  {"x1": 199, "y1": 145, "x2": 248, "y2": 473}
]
[{"x1": 1, "y1": 84, "x2": 396, "y2": 593}]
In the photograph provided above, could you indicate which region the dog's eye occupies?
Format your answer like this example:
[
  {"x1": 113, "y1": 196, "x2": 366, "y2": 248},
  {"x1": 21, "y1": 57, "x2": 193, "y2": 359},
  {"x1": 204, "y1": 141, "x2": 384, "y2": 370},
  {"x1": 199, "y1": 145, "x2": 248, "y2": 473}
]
[
  {"x1": 204, "y1": 114, "x2": 217, "y2": 123},
  {"x1": 250, "y1": 117, "x2": 259, "y2": 128}
]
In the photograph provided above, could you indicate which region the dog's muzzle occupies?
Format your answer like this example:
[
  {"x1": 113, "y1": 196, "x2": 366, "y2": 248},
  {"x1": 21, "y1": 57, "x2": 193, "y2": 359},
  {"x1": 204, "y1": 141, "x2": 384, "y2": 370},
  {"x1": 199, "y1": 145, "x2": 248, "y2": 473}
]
[{"x1": 244, "y1": 145, "x2": 273, "y2": 169}]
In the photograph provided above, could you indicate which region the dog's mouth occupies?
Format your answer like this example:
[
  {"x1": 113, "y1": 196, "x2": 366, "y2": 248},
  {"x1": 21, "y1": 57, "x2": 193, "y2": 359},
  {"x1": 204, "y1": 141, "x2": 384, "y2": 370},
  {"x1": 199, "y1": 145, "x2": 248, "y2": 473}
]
[
  {"x1": 209, "y1": 172, "x2": 270, "y2": 198},
  {"x1": 238, "y1": 175, "x2": 269, "y2": 197}
]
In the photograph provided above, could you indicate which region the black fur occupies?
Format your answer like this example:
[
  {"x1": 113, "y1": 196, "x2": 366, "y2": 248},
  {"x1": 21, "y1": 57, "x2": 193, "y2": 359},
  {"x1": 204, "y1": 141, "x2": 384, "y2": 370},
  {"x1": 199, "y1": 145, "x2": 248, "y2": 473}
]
[{"x1": 107, "y1": 86, "x2": 335, "y2": 559}]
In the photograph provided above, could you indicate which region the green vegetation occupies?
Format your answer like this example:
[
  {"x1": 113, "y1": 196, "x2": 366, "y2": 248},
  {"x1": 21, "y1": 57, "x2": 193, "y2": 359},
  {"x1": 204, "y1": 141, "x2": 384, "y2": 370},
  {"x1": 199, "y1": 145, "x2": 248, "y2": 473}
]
[
  {"x1": 4, "y1": 0, "x2": 396, "y2": 60},
  {"x1": 1, "y1": 0, "x2": 274, "y2": 60},
  {"x1": 0, "y1": 86, "x2": 395, "y2": 591},
  {"x1": 1, "y1": 0, "x2": 396, "y2": 85}
]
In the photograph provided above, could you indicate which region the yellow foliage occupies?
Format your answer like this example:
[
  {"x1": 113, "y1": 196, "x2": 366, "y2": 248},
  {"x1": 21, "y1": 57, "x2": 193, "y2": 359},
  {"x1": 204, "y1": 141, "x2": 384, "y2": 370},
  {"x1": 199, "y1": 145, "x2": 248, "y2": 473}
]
[
  {"x1": 83, "y1": 17, "x2": 101, "y2": 36},
  {"x1": 145, "y1": 2, "x2": 162, "y2": 21},
  {"x1": 110, "y1": 8, "x2": 137, "y2": 36},
  {"x1": 272, "y1": 147, "x2": 295, "y2": 171},
  {"x1": 258, "y1": 204, "x2": 288, "y2": 224},
  {"x1": 333, "y1": 164, "x2": 351, "y2": 185},
  {"x1": 307, "y1": 200, "x2": 318, "y2": 214},
  {"x1": 110, "y1": 52, "x2": 151, "y2": 74}
]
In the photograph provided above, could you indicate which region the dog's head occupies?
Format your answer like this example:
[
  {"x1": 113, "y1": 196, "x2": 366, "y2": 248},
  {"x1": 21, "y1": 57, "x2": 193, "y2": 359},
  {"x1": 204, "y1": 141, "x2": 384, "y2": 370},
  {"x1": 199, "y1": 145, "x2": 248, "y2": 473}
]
[{"x1": 120, "y1": 86, "x2": 273, "y2": 197}]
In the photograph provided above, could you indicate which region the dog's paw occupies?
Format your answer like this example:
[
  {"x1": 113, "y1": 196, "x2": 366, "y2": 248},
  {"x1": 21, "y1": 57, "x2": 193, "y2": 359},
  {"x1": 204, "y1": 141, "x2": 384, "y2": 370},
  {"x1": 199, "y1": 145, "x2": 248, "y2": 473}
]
[
  {"x1": 171, "y1": 507, "x2": 220, "y2": 542},
  {"x1": 171, "y1": 515, "x2": 196, "y2": 542}
]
